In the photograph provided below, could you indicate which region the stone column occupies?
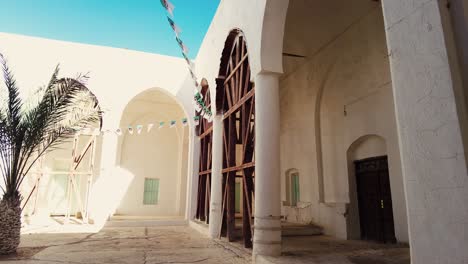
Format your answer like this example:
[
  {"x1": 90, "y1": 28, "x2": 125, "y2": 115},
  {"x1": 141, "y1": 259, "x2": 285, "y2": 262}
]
[
  {"x1": 382, "y1": 1, "x2": 468, "y2": 263},
  {"x1": 186, "y1": 127, "x2": 200, "y2": 220},
  {"x1": 253, "y1": 72, "x2": 282, "y2": 258},
  {"x1": 208, "y1": 114, "x2": 223, "y2": 238}
]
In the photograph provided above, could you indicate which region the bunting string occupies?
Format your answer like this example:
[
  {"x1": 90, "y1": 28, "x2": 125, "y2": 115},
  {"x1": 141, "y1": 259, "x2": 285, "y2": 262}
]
[
  {"x1": 77, "y1": 116, "x2": 197, "y2": 136},
  {"x1": 160, "y1": 0, "x2": 213, "y2": 122}
]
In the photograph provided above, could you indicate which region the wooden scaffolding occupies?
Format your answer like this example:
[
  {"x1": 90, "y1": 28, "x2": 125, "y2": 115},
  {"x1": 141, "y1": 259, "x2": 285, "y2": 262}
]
[
  {"x1": 22, "y1": 131, "x2": 99, "y2": 225},
  {"x1": 217, "y1": 31, "x2": 255, "y2": 248},
  {"x1": 195, "y1": 81, "x2": 213, "y2": 223}
]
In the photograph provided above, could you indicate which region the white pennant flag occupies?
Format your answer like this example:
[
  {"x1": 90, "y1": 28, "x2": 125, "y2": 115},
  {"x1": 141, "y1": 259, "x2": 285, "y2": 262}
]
[
  {"x1": 128, "y1": 126, "x2": 134, "y2": 135},
  {"x1": 147, "y1": 123, "x2": 154, "y2": 133},
  {"x1": 116, "y1": 128, "x2": 122, "y2": 136},
  {"x1": 136, "y1": 125, "x2": 143, "y2": 134}
]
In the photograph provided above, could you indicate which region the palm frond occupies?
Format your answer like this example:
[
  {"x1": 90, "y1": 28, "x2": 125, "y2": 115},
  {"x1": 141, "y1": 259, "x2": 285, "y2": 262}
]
[{"x1": 0, "y1": 55, "x2": 102, "y2": 201}]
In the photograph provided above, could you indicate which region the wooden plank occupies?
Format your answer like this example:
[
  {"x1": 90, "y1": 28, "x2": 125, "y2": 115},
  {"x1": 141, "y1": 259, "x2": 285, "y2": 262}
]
[
  {"x1": 222, "y1": 88, "x2": 255, "y2": 120},
  {"x1": 222, "y1": 162, "x2": 255, "y2": 173},
  {"x1": 199, "y1": 170, "x2": 212, "y2": 176},
  {"x1": 242, "y1": 177, "x2": 253, "y2": 248},
  {"x1": 244, "y1": 167, "x2": 255, "y2": 242},
  {"x1": 226, "y1": 114, "x2": 237, "y2": 242},
  {"x1": 224, "y1": 53, "x2": 249, "y2": 85},
  {"x1": 199, "y1": 126, "x2": 213, "y2": 139}
]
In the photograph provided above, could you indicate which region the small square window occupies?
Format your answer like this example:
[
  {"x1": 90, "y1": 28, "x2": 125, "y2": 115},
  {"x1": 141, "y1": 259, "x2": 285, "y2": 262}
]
[{"x1": 143, "y1": 178, "x2": 159, "y2": 205}]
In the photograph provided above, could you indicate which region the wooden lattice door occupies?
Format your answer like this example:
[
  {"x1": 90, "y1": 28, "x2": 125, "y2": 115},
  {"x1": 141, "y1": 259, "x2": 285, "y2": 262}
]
[
  {"x1": 195, "y1": 83, "x2": 213, "y2": 223},
  {"x1": 217, "y1": 31, "x2": 255, "y2": 248}
]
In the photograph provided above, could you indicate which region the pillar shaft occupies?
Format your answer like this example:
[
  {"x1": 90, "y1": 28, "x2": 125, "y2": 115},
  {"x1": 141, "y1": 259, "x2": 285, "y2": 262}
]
[
  {"x1": 187, "y1": 128, "x2": 200, "y2": 220},
  {"x1": 208, "y1": 115, "x2": 223, "y2": 238},
  {"x1": 253, "y1": 72, "x2": 282, "y2": 258},
  {"x1": 382, "y1": 1, "x2": 468, "y2": 263}
]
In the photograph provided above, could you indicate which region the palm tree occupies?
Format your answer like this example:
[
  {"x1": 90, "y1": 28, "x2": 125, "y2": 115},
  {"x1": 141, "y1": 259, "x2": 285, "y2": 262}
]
[{"x1": 0, "y1": 53, "x2": 102, "y2": 255}]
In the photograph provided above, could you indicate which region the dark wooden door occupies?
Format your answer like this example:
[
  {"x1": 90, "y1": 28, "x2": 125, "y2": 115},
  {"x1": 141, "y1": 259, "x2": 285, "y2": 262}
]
[{"x1": 355, "y1": 156, "x2": 396, "y2": 243}]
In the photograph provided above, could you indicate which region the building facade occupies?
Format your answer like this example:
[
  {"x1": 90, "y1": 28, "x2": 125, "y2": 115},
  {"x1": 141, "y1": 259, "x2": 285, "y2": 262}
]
[
  {"x1": 190, "y1": 0, "x2": 468, "y2": 263},
  {"x1": 1, "y1": 0, "x2": 467, "y2": 263}
]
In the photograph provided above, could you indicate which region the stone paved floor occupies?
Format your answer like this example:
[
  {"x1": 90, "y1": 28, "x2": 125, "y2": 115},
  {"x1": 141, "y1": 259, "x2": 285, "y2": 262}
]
[
  {"x1": 0, "y1": 224, "x2": 411, "y2": 264},
  {"x1": 259, "y1": 236, "x2": 410, "y2": 264},
  {"x1": 0, "y1": 226, "x2": 251, "y2": 264}
]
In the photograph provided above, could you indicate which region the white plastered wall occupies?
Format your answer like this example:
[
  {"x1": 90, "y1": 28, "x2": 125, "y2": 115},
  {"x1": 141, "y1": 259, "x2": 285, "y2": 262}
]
[
  {"x1": 0, "y1": 33, "x2": 196, "y2": 224},
  {"x1": 279, "y1": 2, "x2": 408, "y2": 242}
]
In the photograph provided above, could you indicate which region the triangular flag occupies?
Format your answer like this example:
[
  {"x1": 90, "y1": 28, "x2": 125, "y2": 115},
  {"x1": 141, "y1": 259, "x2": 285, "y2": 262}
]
[
  {"x1": 193, "y1": 100, "x2": 202, "y2": 112},
  {"x1": 128, "y1": 126, "x2": 134, "y2": 135},
  {"x1": 167, "y1": 17, "x2": 181, "y2": 36},
  {"x1": 160, "y1": 0, "x2": 174, "y2": 16},
  {"x1": 194, "y1": 116, "x2": 200, "y2": 126},
  {"x1": 194, "y1": 90, "x2": 203, "y2": 100},
  {"x1": 159, "y1": 122, "x2": 165, "y2": 129},
  {"x1": 116, "y1": 128, "x2": 122, "y2": 136},
  {"x1": 176, "y1": 37, "x2": 189, "y2": 55},
  {"x1": 181, "y1": 44, "x2": 189, "y2": 54},
  {"x1": 194, "y1": 96, "x2": 202, "y2": 110},
  {"x1": 136, "y1": 125, "x2": 143, "y2": 134},
  {"x1": 182, "y1": 52, "x2": 194, "y2": 68},
  {"x1": 147, "y1": 123, "x2": 154, "y2": 133},
  {"x1": 182, "y1": 118, "x2": 188, "y2": 126},
  {"x1": 170, "y1": 120, "x2": 177, "y2": 128}
]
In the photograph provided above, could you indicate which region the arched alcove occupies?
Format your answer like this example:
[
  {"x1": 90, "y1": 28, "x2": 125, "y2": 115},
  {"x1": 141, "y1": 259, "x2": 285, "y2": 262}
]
[
  {"x1": 277, "y1": 0, "x2": 408, "y2": 243},
  {"x1": 114, "y1": 88, "x2": 189, "y2": 217}
]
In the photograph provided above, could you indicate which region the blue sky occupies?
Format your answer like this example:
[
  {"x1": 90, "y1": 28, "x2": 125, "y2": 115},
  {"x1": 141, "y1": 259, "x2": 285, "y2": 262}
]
[{"x1": 0, "y1": 0, "x2": 220, "y2": 58}]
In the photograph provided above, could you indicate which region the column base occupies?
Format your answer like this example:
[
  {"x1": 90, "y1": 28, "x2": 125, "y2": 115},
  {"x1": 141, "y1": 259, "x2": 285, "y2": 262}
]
[
  {"x1": 253, "y1": 216, "x2": 282, "y2": 258},
  {"x1": 208, "y1": 202, "x2": 222, "y2": 238}
]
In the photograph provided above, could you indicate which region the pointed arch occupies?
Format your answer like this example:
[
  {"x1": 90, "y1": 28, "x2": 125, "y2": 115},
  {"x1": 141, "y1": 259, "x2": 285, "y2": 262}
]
[{"x1": 217, "y1": 29, "x2": 255, "y2": 248}]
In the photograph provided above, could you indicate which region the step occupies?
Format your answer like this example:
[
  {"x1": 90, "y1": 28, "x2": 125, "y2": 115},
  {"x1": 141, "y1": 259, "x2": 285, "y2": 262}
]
[
  {"x1": 105, "y1": 216, "x2": 187, "y2": 227},
  {"x1": 281, "y1": 222, "x2": 323, "y2": 237}
]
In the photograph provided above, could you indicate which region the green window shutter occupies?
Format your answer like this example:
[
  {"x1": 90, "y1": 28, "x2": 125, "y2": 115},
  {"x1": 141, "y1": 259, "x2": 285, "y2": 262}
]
[
  {"x1": 291, "y1": 174, "x2": 300, "y2": 206},
  {"x1": 143, "y1": 178, "x2": 159, "y2": 205},
  {"x1": 235, "y1": 182, "x2": 241, "y2": 213}
]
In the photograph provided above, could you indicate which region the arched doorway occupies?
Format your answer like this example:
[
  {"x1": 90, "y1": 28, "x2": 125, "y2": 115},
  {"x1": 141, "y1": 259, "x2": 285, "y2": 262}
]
[
  {"x1": 115, "y1": 89, "x2": 189, "y2": 217},
  {"x1": 195, "y1": 79, "x2": 213, "y2": 223},
  {"x1": 347, "y1": 135, "x2": 396, "y2": 243},
  {"x1": 217, "y1": 29, "x2": 255, "y2": 248}
]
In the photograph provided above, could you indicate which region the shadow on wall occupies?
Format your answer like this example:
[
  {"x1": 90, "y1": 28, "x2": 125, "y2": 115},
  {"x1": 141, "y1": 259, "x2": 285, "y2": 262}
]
[{"x1": 89, "y1": 166, "x2": 134, "y2": 228}]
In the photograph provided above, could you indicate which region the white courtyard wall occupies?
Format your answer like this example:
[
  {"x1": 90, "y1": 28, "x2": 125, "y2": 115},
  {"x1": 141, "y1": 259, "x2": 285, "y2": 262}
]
[
  {"x1": 0, "y1": 33, "x2": 195, "y2": 223},
  {"x1": 279, "y1": 7, "x2": 409, "y2": 242}
]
